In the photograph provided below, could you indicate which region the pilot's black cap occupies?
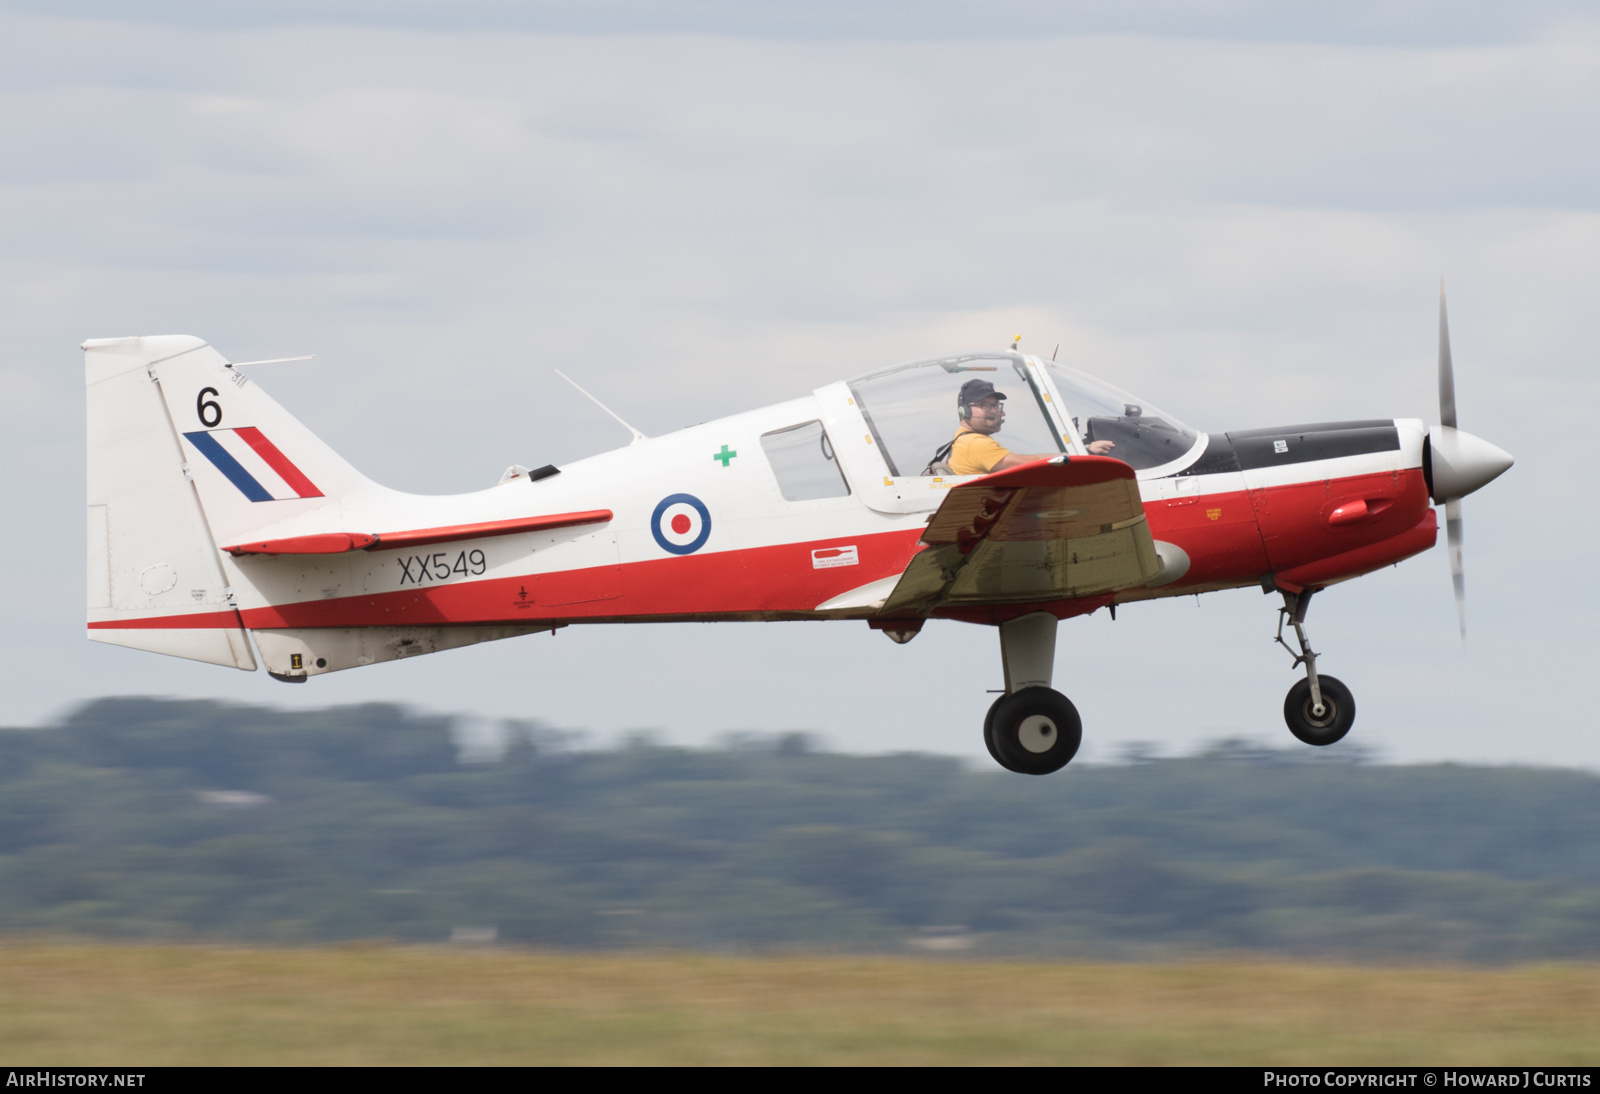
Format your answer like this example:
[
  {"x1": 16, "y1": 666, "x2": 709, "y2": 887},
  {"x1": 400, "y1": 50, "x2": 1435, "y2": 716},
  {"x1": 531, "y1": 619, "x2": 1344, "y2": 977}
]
[{"x1": 959, "y1": 379, "x2": 1006, "y2": 406}]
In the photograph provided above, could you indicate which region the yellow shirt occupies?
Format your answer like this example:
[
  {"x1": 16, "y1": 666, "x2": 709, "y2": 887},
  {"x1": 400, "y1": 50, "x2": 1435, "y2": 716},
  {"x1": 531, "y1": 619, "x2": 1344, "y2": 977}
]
[{"x1": 948, "y1": 427, "x2": 1010, "y2": 476}]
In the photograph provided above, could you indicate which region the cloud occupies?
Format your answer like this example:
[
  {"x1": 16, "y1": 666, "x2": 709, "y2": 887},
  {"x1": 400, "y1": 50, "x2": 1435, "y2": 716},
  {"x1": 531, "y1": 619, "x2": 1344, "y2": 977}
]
[
  {"x1": 1, "y1": 11, "x2": 1593, "y2": 767},
  {"x1": 2, "y1": 1, "x2": 1596, "y2": 45}
]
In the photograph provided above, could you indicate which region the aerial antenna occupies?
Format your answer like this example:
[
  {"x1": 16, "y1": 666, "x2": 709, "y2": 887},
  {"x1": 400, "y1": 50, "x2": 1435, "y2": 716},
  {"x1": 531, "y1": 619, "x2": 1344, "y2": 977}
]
[
  {"x1": 1051, "y1": 344, "x2": 1059, "y2": 361},
  {"x1": 227, "y1": 355, "x2": 315, "y2": 367},
  {"x1": 553, "y1": 368, "x2": 648, "y2": 445}
]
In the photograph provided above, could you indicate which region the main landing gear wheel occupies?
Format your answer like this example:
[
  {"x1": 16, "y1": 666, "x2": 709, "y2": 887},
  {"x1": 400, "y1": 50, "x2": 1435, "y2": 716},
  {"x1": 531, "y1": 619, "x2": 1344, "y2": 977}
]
[
  {"x1": 982, "y1": 701, "x2": 1003, "y2": 766},
  {"x1": 1284, "y1": 675, "x2": 1355, "y2": 746},
  {"x1": 986, "y1": 687, "x2": 1082, "y2": 775}
]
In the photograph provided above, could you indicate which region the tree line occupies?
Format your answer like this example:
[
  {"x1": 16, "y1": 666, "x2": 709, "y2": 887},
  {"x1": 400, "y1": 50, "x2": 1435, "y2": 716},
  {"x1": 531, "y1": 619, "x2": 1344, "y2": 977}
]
[{"x1": 2, "y1": 697, "x2": 1597, "y2": 959}]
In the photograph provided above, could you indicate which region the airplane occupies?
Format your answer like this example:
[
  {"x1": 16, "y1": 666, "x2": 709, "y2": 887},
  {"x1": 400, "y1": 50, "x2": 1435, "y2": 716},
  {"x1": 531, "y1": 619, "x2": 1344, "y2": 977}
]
[{"x1": 83, "y1": 290, "x2": 1513, "y2": 774}]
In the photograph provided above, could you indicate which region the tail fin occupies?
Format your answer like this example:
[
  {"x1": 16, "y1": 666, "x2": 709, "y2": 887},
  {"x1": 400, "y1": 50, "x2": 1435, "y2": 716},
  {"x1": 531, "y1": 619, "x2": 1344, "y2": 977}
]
[
  {"x1": 84, "y1": 335, "x2": 369, "y2": 669},
  {"x1": 135, "y1": 337, "x2": 369, "y2": 547}
]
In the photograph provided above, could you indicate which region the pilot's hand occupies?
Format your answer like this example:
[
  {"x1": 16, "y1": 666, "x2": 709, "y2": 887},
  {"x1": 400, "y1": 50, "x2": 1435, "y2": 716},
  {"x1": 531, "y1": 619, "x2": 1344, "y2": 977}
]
[{"x1": 1087, "y1": 440, "x2": 1116, "y2": 455}]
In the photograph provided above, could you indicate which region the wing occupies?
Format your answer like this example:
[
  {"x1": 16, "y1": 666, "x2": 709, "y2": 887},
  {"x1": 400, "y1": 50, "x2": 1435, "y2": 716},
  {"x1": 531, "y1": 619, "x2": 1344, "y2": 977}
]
[{"x1": 881, "y1": 455, "x2": 1160, "y2": 613}]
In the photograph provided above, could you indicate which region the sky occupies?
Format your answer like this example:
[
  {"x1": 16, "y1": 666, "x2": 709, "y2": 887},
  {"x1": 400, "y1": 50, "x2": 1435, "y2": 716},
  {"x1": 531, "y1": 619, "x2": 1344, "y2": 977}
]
[{"x1": 1, "y1": 2, "x2": 1595, "y2": 767}]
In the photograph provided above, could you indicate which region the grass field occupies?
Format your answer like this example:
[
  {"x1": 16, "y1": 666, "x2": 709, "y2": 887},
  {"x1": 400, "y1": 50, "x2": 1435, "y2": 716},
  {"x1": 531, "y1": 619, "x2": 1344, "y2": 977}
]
[{"x1": 2, "y1": 944, "x2": 1598, "y2": 1065}]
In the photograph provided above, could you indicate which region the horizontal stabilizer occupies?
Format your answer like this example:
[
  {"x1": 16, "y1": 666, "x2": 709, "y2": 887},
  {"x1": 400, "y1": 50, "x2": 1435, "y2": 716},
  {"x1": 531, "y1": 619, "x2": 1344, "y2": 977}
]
[{"x1": 224, "y1": 509, "x2": 614, "y2": 555}]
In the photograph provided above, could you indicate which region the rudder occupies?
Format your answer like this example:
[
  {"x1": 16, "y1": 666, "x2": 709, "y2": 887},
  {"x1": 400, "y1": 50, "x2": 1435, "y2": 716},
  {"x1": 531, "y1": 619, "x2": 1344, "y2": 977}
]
[{"x1": 85, "y1": 336, "x2": 257, "y2": 669}]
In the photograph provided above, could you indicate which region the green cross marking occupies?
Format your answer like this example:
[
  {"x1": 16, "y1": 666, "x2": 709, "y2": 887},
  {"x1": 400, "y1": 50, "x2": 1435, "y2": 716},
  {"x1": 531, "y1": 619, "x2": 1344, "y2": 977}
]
[{"x1": 713, "y1": 445, "x2": 737, "y2": 467}]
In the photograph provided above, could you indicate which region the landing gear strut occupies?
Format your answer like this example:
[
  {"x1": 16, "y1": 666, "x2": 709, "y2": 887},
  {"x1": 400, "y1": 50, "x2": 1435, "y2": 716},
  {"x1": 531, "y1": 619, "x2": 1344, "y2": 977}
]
[
  {"x1": 984, "y1": 612, "x2": 1082, "y2": 774},
  {"x1": 1275, "y1": 589, "x2": 1356, "y2": 746}
]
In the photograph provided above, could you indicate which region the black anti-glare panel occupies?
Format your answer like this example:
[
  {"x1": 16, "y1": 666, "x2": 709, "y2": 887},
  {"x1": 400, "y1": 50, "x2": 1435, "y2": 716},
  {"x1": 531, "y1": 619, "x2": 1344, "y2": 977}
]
[
  {"x1": 1228, "y1": 423, "x2": 1400, "y2": 470},
  {"x1": 1226, "y1": 419, "x2": 1395, "y2": 440},
  {"x1": 1174, "y1": 434, "x2": 1242, "y2": 477}
]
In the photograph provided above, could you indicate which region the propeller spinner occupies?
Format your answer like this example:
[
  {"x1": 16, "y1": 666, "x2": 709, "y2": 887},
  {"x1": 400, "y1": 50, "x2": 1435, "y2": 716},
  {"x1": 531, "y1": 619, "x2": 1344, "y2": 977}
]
[{"x1": 1428, "y1": 285, "x2": 1514, "y2": 637}]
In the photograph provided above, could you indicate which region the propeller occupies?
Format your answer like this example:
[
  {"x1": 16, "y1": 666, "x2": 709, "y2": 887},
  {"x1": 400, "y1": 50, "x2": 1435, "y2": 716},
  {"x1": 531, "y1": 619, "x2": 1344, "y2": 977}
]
[{"x1": 1428, "y1": 283, "x2": 1514, "y2": 638}]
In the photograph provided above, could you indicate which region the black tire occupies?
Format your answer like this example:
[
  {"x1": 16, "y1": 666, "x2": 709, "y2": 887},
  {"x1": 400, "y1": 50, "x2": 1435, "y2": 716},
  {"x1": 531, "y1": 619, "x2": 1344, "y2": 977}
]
[
  {"x1": 983, "y1": 694, "x2": 1005, "y2": 767},
  {"x1": 989, "y1": 687, "x2": 1082, "y2": 775},
  {"x1": 1284, "y1": 675, "x2": 1355, "y2": 746}
]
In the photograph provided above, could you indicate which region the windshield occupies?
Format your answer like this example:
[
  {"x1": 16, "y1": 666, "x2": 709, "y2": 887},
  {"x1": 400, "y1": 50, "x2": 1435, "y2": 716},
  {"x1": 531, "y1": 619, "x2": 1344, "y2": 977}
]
[
  {"x1": 847, "y1": 353, "x2": 1065, "y2": 476},
  {"x1": 1044, "y1": 361, "x2": 1201, "y2": 472}
]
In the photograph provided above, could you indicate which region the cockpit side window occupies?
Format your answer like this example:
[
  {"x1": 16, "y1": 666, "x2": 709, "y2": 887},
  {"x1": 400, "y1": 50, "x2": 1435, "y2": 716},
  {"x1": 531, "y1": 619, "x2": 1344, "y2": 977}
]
[
  {"x1": 760, "y1": 421, "x2": 851, "y2": 500},
  {"x1": 847, "y1": 354, "x2": 1064, "y2": 477}
]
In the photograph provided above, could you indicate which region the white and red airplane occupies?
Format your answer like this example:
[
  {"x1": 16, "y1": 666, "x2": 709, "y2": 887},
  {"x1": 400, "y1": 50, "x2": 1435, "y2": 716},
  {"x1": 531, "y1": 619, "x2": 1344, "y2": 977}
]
[{"x1": 83, "y1": 292, "x2": 1512, "y2": 774}]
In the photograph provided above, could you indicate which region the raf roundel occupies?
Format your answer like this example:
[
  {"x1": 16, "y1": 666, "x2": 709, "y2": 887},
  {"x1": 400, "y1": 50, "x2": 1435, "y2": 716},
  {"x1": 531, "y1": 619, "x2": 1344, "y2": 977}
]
[{"x1": 650, "y1": 493, "x2": 712, "y2": 555}]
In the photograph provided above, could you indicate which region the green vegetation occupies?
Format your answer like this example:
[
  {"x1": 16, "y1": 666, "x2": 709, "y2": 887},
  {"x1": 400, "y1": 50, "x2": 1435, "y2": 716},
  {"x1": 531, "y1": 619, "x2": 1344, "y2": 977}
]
[
  {"x1": 2, "y1": 698, "x2": 1599, "y2": 959},
  {"x1": 4, "y1": 945, "x2": 1600, "y2": 1065}
]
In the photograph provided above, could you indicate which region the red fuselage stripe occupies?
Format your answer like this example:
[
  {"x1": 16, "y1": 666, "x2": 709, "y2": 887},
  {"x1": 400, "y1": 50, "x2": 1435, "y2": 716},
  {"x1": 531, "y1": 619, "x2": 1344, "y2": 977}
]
[
  {"x1": 89, "y1": 609, "x2": 244, "y2": 631},
  {"x1": 94, "y1": 470, "x2": 1436, "y2": 631}
]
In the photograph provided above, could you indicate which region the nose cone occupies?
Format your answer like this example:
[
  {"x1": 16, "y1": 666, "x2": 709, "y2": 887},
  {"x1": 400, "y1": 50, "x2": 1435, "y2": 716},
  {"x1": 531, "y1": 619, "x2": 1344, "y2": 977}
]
[{"x1": 1429, "y1": 425, "x2": 1514, "y2": 502}]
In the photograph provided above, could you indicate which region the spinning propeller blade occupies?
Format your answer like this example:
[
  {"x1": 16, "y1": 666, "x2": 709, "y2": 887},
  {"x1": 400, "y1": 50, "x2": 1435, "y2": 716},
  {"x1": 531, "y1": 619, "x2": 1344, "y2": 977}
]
[
  {"x1": 1430, "y1": 283, "x2": 1512, "y2": 640},
  {"x1": 1446, "y1": 496, "x2": 1465, "y2": 639},
  {"x1": 1438, "y1": 283, "x2": 1457, "y2": 430},
  {"x1": 1441, "y1": 285, "x2": 1465, "y2": 637}
]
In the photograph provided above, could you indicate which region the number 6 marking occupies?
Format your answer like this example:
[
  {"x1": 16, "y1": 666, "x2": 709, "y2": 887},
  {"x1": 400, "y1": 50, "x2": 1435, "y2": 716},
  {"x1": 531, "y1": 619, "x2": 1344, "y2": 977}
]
[{"x1": 197, "y1": 387, "x2": 222, "y2": 427}]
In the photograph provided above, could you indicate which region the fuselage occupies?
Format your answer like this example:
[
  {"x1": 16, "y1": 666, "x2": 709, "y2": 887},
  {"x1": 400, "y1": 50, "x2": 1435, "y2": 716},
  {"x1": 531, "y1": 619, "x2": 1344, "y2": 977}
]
[
  {"x1": 212, "y1": 391, "x2": 1435, "y2": 634},
  {"x1": 82, "y1": 341, "x2": 1445, "y2": 685}
]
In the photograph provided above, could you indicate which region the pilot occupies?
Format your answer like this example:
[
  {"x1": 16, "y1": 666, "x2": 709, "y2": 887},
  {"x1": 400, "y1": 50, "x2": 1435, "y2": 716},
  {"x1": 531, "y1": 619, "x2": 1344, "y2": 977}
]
[{"x1": 943, "y1": 379, "x2": 1114, "y2": 476}]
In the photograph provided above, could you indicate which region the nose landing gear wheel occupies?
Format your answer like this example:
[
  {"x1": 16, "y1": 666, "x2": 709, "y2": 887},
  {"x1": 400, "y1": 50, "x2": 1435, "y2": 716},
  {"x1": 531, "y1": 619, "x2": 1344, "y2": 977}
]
[
  {"x1": 1284, "y1": 675, "x2": 1355, "y2": 746},
  {"x1": 985, "y1": 687, "x2": 1082, "y2": 775}
]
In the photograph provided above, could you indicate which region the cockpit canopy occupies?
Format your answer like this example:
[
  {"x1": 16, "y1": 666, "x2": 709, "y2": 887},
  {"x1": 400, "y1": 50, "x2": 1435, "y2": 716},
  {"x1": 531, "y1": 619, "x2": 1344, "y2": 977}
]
[
  {"x1": 845, "y1": 353, "x2": 1201, "y2": 476},
  {"x1": 1042, "y1": 361, "x2": 1200, "y2": 472},
  {"x1": 847, "y1": 354, "x2": 1062, "y2": 476}
]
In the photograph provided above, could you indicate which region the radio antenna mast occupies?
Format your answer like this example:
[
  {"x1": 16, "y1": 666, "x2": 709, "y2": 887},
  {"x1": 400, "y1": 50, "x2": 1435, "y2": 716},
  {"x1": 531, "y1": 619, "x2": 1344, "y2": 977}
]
[{"x1": 553, "y1": 369, "x2": 648, "y2": 445}]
